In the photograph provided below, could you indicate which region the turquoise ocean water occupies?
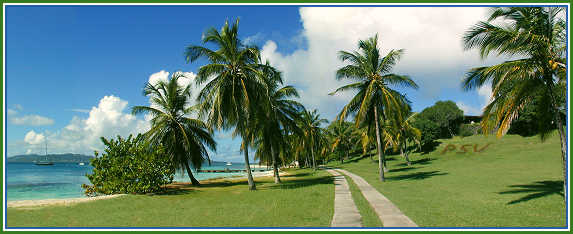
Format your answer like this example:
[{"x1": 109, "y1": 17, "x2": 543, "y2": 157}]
[{"x1": 6, "y1": 162, "x2": 251, "y2": 201}]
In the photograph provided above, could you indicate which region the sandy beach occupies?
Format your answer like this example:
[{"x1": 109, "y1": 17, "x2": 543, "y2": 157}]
[{"x1": 8, "y1": 169, "x2": 286, "y2": 209}]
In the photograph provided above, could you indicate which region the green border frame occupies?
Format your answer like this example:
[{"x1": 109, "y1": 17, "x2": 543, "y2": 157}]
[{"x1": 0, "y1": 1, "x2": 570, "y2": 233}]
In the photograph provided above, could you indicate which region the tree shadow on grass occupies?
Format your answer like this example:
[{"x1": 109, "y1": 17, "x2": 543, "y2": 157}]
[
  {"x1": 386, "y1": 170, "x2": 448, "y2": 181},
  {"x1": 388, "y1": 167, "x2": 420, "y2": 173},
  {"x1": 498, "y1": 180, "x2": 564, "y2": 205},
  {"x1": 396, "y1": 158, "x2": 436, "y2": 167},
  {"x1": 268, "y1": 176, "x2": 334, "y2": 190}
]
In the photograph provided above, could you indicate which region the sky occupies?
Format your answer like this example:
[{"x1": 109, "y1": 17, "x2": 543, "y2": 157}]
[{"x1": 5, "y1": 5, "x2": 507, "y2": 162}]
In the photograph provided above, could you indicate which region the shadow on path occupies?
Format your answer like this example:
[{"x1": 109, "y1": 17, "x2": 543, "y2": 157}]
[{"x1": 498, "y1": 180, "x2": 564, "y2": 205}]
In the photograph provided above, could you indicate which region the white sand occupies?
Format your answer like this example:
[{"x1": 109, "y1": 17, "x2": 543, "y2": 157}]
[{"x1": 7, "y1": 194, "x2": 126, "y2": 209}]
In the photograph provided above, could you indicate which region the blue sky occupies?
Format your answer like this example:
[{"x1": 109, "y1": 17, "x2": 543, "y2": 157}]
[{"x1": 5, "y1": 5, "x2": 502, "y2": 162}]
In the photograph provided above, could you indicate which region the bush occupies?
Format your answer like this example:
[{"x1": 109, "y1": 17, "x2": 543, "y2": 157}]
[
  {"x1": 412, "y1": 118, "x2": 440, "y2": 151},
  {"x1": 460, "y1": 123, "x2": 480, "y2": 137},
  {"x1": 82, "y1": 134, "x2": 175, "y2": 196}
]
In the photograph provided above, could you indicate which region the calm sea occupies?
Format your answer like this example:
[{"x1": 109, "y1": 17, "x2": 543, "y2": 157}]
[{"x1": 6, "y1": 162, "x2": 253, "y2": 201}]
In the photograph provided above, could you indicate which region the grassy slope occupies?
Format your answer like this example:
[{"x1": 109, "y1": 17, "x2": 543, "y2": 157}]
[
  {"x1": 329, "y1": 134, "x2": 566, "y2": 227},
  {"x1": 7, "y1": 169, "x2": 333, "y2": 227}
]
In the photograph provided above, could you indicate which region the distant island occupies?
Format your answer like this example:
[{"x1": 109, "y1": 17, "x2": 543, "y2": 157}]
[{"x1": 7, "y1": 153, "x2": 94, "y2": 163}]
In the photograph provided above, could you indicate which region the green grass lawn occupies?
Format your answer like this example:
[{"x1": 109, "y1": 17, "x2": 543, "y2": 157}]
[
  {"x1": 328, "y1": 134, "x2": 566, "y2": 227},
  {"x1": 7, "y1": 169, "x2": 334, "y2": 227},
  {"x1": 344, "y1": 175, "x2": 383, "y2": 227}
]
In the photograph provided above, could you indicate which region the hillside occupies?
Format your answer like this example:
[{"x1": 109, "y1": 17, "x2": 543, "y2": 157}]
[
  {"x1": 7, "y1": 153, "x2": 94, "y2": 163},
  {"x1": 328, "y1": 134, "x2": 565, "y2": 227}
]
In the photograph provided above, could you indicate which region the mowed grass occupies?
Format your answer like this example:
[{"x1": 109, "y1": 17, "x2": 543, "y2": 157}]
[
  {"x1": 329, "y1": 134, "x2": 566, "y2": 227},
  {"x1": 344, "y1": 175, "x2": 383, "y2": 227},
  {"x1": 7, "y1": 169, "x2": 334, "y2": 228}
]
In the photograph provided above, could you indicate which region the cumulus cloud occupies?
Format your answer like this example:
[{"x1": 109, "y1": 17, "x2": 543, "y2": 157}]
[
  {"x1": 12, "y1": 70, "x2": 202, "y2": 156},
  {"x1": 24, "y1": 130, "x2": 45, "y2": 145},
  {"x1": 16, "y1": 95, "x2": 150, "y2": 156},
  {"x1": 260, "y1": 7, "x2": 503, "y2": 119},
  {"x1": 8, "y1": 107, "x2": 55, "y2": 126}
]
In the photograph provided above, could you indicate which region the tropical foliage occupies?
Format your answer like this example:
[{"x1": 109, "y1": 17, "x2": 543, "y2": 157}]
[
  {"x1": 252, "y1": 64, "x2": 303, "y2": 183},
  {"x1": 132, "y1": 73, "x2": 216, "y2": 186},
  {"x1": 83, "y1": 134, "x2": 175, "y2": 196},
  {"x1": 185, "y1": 19, "x2": 266, "y2": 190},
  {"x1": 463, "y1": 7, "x2": 567, "y2": 193},
  {"x1": 330, "y1": 34, "x2": 418, "y2": 181}
]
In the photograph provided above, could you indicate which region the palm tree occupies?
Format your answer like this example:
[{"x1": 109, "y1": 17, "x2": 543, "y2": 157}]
[
  {"x1": 185, "y1": 19, "x2": 265, "y2": 190},
  {"x1": 463, "y1": 7, "x2": 567, "y2": 193},
  {"x1": 330, "y1": 34, "x2": 418, "y2": 181},
  {"x1": 328, "y1": 121, "x2": 356, "y2": 164},
  {"x1": 387, "y1": 107, "x2": 421, "y2": 166},
  {"x1": 253, "y1": 64, "x2": 303, "y2": 183},
  {"x1": 132, "y1": 72, "x2": 217, "y2": 186},
  {"x1": 300, "y1": 109, "x2": 328, "y2": 169}
]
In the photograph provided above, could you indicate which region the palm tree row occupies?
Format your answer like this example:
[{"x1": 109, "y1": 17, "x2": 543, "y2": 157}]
[{"x1": 130, "y1": 7, "x2": 566, "y2": 192}]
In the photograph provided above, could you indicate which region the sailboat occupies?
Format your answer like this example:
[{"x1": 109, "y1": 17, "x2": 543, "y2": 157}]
[{"x1": 35, "y1": 138, "x2": 54, "y2": 166}]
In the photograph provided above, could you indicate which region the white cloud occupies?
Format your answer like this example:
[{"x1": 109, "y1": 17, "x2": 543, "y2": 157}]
[
  {"x1": 146, "y1": 70, "x2": 200, "y2": 116},
  {"x1": 7, "y1": 106, "x2": 55, "y2": 126},
  {"x1": 260, "y1": 7, "x2": 502, "y2": 119},
  {"x1": 15, "y1": 95, "x2": 151, "y2": 156},
  {"x1": 456, "y1": 82, "x2": 493, "y2": 116},
  {"x1": 7, "y1": 109, "x2": 17, "y2": 116},
  {"x1": 68, "y1": 109, "x2": 90, "y2": 113},
  {"x1": 24, "y1": 130, "x2": 45, "y2": 145},
  {"x1": 243, "y1": 32, "x2": 263, "y2": 45},
  {"x1": 10, "y1": 114, "x2": 55, "y2": 126}
]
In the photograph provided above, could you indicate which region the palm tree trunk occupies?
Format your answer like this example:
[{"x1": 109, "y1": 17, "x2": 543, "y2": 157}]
[
  {"x1": 546, "y1": 80, "x2": 567, "y2": 198},
  {"x1": 242, "y1": 140, "x2": 256, "y2": 191},
  {"x1": 271, "y1": 145, "x2": 281, "y2": 184},
  {"x1": 184, "y1": 161, "x2": 200, "y2": 186},
  {"x1": 374, "y1": 108, "x2": 385, "y2": 182},
  {"x1": 311, "y1": 140, "x2": 316, "y2": 170},
  {"x1": 401, "y1": 145, "x2": 411, "y2": 166}
]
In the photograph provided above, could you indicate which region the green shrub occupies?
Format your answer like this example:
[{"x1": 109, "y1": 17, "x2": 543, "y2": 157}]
[
  {"x1": 412, "y1": 118, "x2": 440, "y2": 150},
  {"x1": 460, "y1": 123, "x2": 480, "y2": 137},
  {"x1": 82, "y1": 134, "x2": 175, "y2": 196}
]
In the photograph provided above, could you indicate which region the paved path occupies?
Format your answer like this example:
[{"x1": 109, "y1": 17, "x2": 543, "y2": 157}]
[
  {"x1": 335, "y1": 169, "x2": 418, "y2": 227},
  {"x1": 326, "y1": 169, "x2": 362, "y2": 227}
]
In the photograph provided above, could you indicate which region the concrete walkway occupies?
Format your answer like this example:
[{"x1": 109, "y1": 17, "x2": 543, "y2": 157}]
[
  {"x1": 335, "y1": 169, "x2": 417, "y2": 227},
  {"x1": 326, "y1": 169, "x2": 362, "y2": 227}
]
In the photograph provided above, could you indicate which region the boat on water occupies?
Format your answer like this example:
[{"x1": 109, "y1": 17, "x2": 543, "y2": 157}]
[
  {"x1": 78, "y1": 162, "x2": 85, "y2": 166},
  {"x1": 226, "y1": 162, "x2": 232, "y2": 166},
  {"x1": 34, "y1": 138, "x2": 54, "y2": 166}
]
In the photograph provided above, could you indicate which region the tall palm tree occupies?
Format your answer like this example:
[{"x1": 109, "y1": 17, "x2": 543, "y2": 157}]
[
  {"x1": 253, "y1": 64, "x2": 303, "y2": 183},
  {"x1": 132, "y1": 72, "x2": 217, "y2": 186},
  {"x1": 463, "y1": 7, "x2": 567, "y2": 193},
  {"x1": 300, "y1": 109, "x2": 328, "y2": 169},
  {"x1": 330, "y1": 34, "x2": 418, "y2": 181},
  {"x1": 185, "y1": 19, "x2": 265, "y2": 190}
]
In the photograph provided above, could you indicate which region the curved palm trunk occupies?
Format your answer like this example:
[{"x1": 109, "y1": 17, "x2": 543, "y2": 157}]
[
  {"x1": 547, "y1": 80, "x2": 567, "y2": 198},
  {"x1": 271, "y1": 145, "x2": 281, "y2": 184},
  {"x1": 374, "y1": 108, "x2": 385, "y2": 182},
  {"x1": 184, "y1": 161, "x2": 200, "y2": 186},
  {"x1": 242, "y1": 141, "x2": 256, "y2": 191}
]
